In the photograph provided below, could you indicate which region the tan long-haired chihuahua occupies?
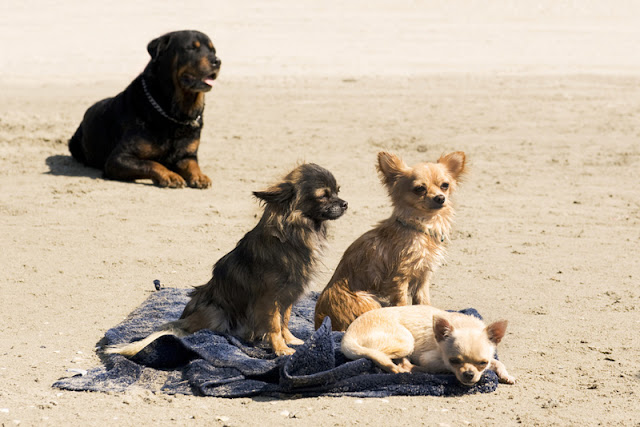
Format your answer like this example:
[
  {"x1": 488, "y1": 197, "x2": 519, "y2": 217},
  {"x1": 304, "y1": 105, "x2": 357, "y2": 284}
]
[{"x1": 314, "y1": 151, "x2": 466, "y2": 331}]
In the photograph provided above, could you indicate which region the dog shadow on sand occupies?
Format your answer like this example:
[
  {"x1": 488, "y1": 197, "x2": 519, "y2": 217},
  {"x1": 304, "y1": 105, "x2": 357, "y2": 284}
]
[
  {"x1": 45, "y1": 155, "x2": 155, "y2": 188},
  {"x1": 45, "y1": 154, "x2": 102, "y2": 179},
  {"x1": 45, "y1": 155, "x2": 168, "y2": 188}
]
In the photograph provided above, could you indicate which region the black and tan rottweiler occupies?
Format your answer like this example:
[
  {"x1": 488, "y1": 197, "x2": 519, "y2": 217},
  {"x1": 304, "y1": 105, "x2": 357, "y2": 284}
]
[{"x1": 69, "y1": 30, "x2": 221, "y2": 188}]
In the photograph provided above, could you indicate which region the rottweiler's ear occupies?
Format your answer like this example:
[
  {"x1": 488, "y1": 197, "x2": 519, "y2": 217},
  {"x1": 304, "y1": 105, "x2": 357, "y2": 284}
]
[
  {"x1": 147, "y1": 34, "x2": 172, "y2": 60},
  {"x1": 253, "y1": 182, "x2": 296, "y2": 206}
]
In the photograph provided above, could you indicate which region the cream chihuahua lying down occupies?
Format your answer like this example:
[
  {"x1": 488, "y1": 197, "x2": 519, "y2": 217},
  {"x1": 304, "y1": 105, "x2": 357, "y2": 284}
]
[{"x1": 341, "y1": 305, "x2": 516, "y2": 386}]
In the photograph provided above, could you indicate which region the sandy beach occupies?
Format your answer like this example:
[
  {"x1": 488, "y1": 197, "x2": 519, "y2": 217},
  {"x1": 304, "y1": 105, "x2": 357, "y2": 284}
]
[{"x1": 1, "y1": 1, "x2": 639, "y2": 425}]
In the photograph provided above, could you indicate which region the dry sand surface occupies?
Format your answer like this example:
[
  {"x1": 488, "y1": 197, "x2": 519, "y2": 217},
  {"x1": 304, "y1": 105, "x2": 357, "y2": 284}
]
[{"x1": 1, "y1": 1, "x2": 639, "y2": 425}]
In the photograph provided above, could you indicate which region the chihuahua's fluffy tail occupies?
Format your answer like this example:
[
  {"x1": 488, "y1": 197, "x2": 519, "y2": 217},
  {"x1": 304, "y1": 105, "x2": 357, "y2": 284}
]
[
  {"x1": 314, "y1": 282, "x2": 381, "y2": 331},
  {"x1": 103, "y1": 320, "x2": 188, "y2": 357},
  {"x1": 105, "y1": 302, "x2": 233, "y2": 357}
]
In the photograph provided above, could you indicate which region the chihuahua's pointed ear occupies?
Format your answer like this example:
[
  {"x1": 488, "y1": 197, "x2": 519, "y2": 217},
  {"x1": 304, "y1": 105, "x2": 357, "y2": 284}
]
[
  {"x1": 433, "y1": 316, "x2": 454, "y2": 342},
  {"x1": 377, "y1": 152, "x2": 409, "y2": 187},
  {"x1": 147, "y1": 34, "x2": 172, "y2": 60},
  {"x1": 438, "y1": 151, "x2": 466, "y2": 181},
  {"x1": 485, "y1": 320, "x2": 508, "y2": 345},
  {"x1": 253, "y1": 182, "x2": 296, "y2": 207}
]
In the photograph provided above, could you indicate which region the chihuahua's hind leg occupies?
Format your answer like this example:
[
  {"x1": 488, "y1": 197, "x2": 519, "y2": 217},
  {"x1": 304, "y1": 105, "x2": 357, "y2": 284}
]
[
  {"x1": 491, "y1": 358, "x2": 516, "y2": 384},
  {"x1": 347, "y1": 346, "x2": 409, "y2": 374},
  {"x1": 341, "y1": 322, "x2": 415, "y2": 374}
]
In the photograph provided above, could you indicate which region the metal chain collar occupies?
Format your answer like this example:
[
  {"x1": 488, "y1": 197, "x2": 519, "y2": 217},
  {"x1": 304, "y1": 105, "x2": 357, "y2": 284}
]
[{"x1": 141, "y1": 77, "x2": 201, "y2": 127}]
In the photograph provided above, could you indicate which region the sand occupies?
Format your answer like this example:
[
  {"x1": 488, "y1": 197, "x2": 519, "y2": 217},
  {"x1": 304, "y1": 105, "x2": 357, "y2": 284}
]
[{"x1": 1, "y1": 1, "x2": 639, "y2": 425}]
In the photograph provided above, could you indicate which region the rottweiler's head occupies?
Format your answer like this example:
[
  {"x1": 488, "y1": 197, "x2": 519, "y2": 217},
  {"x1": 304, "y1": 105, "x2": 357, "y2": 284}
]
[{"x1": 146, "y1": 30, "x2": 221, "y2": 93}]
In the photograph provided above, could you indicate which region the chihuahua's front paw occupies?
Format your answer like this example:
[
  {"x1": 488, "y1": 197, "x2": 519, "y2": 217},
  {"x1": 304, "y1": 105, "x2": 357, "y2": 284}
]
[
  {"x1": 491, "y1": 359, "x2": 516, "y2": 384},
  {"x1": 500, "y1": 374, "x2": 516, "y2": 385},
  {"x1": 282, "y1": 329, "x2": 304, "y2": 346},
  {"x1": 286, "y1": 337, "x2": 304, "y2": 346},
  {"x1": 274, "y1": 346, "x2": 296, "y2": 356}
]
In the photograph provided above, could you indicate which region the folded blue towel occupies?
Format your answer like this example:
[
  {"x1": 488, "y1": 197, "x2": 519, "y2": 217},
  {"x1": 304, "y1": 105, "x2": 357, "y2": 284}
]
[{"x1": 53, "y1": 288, "x2": 499, "y2": 397}]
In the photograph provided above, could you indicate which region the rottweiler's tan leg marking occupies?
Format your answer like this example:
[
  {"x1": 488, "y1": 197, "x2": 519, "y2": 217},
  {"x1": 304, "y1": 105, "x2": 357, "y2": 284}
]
[{"x1": 175, "y1": 157, "x2": 211, "y2": 189}]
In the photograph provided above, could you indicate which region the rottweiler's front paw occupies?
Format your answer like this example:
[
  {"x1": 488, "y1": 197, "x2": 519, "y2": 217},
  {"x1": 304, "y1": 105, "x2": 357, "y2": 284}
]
[
  {"x1": 187, "y1": 173, "x2": 212, "y2": 189},
  {"x1": 156, "y1": 171, "x2": 186, "y2": 188}
]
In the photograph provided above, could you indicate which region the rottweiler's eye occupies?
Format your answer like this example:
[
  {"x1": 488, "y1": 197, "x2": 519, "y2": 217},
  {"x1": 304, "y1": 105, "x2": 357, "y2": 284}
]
[
  {"x1": 448, "y1": 358, "x2": 462, "y2": 365},
  {"x1": 413, "y1": 185, "x2": 426, "y2": 195},
  {"x1": 440, "y1": 182, "x2": 449, "y2": 191}
]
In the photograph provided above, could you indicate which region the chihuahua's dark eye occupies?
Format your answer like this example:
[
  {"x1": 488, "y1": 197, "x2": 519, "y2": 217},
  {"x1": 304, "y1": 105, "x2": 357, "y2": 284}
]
[
  {"x1": 440, "y1": 182, "x2": 449, "y2": 191},
  {"x1": 476, "y1": 361, "x2": 488, "y2": 368},
  {"x1": 413, "y1": 185, "x2": 426, "y2": 195},
  {"x1": 448, "y1": 357, "x2": 462, "y2": 365}
]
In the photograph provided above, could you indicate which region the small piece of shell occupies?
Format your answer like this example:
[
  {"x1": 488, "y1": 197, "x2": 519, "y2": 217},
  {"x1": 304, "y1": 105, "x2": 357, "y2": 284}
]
[{"x1": 67, "y1": 369, "x2": 87, "y2": 377}]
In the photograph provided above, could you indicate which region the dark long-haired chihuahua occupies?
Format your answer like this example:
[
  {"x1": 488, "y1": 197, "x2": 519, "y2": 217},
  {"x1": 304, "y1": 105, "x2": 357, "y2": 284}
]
[{"x1": 107, "y1": 163, "x2": 347, "y2": 356}]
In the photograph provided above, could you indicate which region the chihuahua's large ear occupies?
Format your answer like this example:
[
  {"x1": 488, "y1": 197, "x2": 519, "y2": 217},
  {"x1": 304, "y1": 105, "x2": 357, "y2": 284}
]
[
  {"x1": 433, "y1": 316, "x2": 454, "y2": 342},
  {"x1": 253, "y1": 182, "x2": 296, "y2": 207},
  {"x1": 377, "y1": 152, "x2": 409, "y2": 187},
  {"x1": 438, "y1": 151, "x2": 466, "y2": 181},
  {"x1": 147, "y1": 34, "x2": 172, "y2": 60},
  {"x1": 485, "y1": 320, "x2": 508, "y2": 345}
]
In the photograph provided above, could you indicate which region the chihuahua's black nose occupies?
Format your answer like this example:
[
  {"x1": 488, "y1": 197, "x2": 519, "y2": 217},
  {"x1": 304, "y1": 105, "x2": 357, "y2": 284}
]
[
  {"x1": 433, "y1": 195, "x2": 445, "y2": 205},
  {"x1": 462, "y1": 371, "x2": 475, "y2": 382}
]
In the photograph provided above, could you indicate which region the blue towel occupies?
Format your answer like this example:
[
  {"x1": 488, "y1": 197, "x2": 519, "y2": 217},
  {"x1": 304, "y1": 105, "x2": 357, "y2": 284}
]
[{"x1": 53, "y1": 288, "x2": 499, "y2": 397}]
